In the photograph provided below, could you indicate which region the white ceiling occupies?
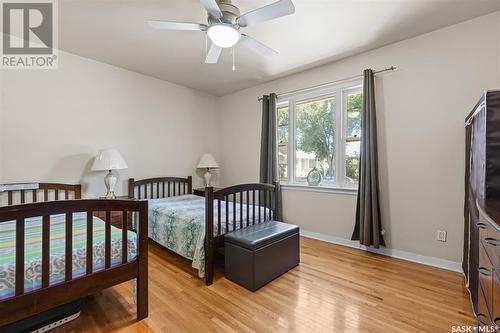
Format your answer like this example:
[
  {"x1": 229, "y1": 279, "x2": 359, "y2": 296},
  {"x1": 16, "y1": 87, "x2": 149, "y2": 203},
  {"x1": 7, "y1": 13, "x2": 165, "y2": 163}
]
[{"x1": 59, "y1": 0, "x2": 500, "y2": 96}]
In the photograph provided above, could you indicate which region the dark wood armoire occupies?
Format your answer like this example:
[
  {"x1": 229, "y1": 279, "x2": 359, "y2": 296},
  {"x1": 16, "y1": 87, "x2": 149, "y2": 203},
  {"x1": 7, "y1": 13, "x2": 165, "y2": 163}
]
[{"x1": 464, "y1": 90, "x2": 500, "y2": 329}]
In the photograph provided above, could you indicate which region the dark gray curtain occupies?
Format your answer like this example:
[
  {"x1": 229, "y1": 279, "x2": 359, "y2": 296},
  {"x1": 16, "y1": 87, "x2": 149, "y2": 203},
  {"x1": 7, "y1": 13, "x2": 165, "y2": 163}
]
[
  {"x1": 260, "y1": 93, "x2": 282, "y2": 220},
  {"x1": 351, "y1": 69, "x2": 384, "y2": 247}
]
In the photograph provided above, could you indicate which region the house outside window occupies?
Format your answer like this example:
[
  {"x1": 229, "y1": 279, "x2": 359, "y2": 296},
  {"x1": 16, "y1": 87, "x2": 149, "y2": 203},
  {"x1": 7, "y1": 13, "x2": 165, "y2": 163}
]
[{"x1": 277, "y1": 80, "x2": 362, "y2": 190}]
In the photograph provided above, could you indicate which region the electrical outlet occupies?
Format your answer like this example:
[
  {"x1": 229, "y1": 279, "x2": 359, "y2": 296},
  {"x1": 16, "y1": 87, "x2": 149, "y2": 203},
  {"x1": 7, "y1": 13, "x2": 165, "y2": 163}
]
[{"x1": 436, "y1": 230, "x2": 447, "y2": 242}]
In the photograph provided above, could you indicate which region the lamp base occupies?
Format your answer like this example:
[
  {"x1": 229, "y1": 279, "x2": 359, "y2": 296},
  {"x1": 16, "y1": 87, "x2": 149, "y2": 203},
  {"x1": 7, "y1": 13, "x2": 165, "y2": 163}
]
[
  {"x1": 204, "y1": 169, "x2": 212, "y2": 187},
  {"x1": 104, "y1": 170, "x2": 117, "y2": 200}
]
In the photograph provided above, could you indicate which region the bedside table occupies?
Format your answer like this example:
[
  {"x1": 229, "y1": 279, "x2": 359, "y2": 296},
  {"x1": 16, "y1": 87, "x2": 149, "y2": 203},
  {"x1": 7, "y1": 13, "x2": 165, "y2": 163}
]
[
  {"x1": 94, "y1": 196, "x2": 136, "y2": 230},
  {"x1": 193, "y1": 187, "x2": 222, "y2": 197}
]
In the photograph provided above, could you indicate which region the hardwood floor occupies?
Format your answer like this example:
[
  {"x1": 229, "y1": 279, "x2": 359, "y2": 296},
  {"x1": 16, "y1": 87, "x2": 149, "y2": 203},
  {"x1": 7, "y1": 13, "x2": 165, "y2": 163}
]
[{"x1": 55, "y1": 237, "x2": 474, "y2": 333}]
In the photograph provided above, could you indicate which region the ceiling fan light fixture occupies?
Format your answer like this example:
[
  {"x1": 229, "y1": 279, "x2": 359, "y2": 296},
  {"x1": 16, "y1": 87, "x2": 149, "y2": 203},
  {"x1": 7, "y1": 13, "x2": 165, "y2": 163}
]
[{"x1": 207, "y1": 24, "x2": 240, "y2": 48}]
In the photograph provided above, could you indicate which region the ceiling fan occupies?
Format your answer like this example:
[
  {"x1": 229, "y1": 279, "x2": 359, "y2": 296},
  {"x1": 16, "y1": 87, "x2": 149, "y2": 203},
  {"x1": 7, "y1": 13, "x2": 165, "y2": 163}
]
[{"x1": 148, "y1": 0, "x2": 295, "y2": 66}]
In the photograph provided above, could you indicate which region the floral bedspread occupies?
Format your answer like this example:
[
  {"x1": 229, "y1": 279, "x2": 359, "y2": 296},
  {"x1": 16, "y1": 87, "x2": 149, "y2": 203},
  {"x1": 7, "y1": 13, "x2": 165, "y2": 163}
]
[{"x1": 148, "y1": 194, "x2": 269, "y2": 277}]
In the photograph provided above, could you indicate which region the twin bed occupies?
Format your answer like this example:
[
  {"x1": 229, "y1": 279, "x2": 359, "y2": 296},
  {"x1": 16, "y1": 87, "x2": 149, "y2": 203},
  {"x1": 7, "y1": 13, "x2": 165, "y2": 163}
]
[
  {"x1": 0, "y1": 183, "x2": 148, "y2": 329},
  {"x1": 128, "y1": 176, "x2": 279, "y2": 285},
  {"x1": 0, "y1": 177, "x2": 278, "y2": 329}
]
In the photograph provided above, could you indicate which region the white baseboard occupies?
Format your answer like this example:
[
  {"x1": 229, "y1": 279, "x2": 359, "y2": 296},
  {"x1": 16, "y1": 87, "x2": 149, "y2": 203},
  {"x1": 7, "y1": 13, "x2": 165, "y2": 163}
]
[{"x1": 300, "y1": 229, "x2": 463, "y2": 273}]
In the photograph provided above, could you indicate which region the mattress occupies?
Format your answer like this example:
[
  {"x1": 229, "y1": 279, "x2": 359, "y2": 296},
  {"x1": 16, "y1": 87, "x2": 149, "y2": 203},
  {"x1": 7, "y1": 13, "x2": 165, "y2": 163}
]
[
  {"x1": 148, "y1": 194, "x2": 270, "y2": 277},
  {"x1": 0, "y1": 213, "x2": 138, "y2": 300}
]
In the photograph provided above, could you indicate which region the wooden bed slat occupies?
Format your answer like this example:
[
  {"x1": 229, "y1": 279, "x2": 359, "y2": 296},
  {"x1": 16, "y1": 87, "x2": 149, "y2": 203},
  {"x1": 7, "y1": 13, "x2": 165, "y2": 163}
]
[
  {"x1": 122, "y1": 212, "x2": 128, "y2": 264},
  {"x1": 32, "y1": 190, "x2": 37, "y2": 203},
  {"x1": 233, "y1": 194, "x2": 236, "y2": 231},
  {"x1": 105, "y1": 211, "x2": 111, "y2": 269},
  {"x1": 240, "y1": 192, "x2": 243, "y2": 229},
  {"x1": 8, "y1": 192, "x2": 12, "y2": 206},
  {"x1": 246, "y1": 191, "x2": 250, "y2": 227},
  {"x1": 265, "y1": 191, "x2": 269, "y2": 221},
  {"x1": 225, "y1": 196, "x2": 229, "y2": 233},
  {"x1": 217, "y1": 199, "x2": 221, "y2": 235},
  {"x1": 204, "y1": 188, "x2": 214, "y2": 286},
  {"x1": 20, "y1": 191, "x2": 25, "y2": 204},
  {"x1": 86, "y1": 212, "x2": 93, "y2": 275},
  {"x1": 252, "y1": 190, "x2": 256, "y2": 225},
  {"x1": 15, "y1": 218, "x2": 25, "y2": 296},
  {"x1": 268, "y1": 192, "x2": 272, "y2": 220},
  {"x1": 65, "y1": 213, "x2": 72, "y2": 282},
  {"x1": 258, "y1": 190, "x2": 262, "y2": 223},
  {"x1": 41, "y1": 215, "x2": 50, "y2": 288}
]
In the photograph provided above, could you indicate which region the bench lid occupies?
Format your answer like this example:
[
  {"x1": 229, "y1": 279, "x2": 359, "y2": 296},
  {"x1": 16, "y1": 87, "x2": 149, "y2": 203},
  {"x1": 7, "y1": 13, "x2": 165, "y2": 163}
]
[{"x1": 224, "y1": 221, "x2": 299, "y2": 250}]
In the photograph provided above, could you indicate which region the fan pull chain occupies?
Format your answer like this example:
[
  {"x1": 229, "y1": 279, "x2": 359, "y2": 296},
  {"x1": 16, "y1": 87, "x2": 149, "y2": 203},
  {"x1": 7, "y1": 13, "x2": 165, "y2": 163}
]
[{"x1": 232, "y1": 46, "x2": 236, "y2": 71}]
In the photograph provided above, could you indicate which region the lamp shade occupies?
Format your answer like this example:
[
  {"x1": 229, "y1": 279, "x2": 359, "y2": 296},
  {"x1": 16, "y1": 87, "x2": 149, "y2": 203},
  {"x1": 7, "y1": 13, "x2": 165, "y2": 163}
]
[
  {"x1": 197, "y1": 154, "x2": 219, "y2": 169},
  {"x1": 91, "y1": 149, "x2": 128, "y2": 171}
]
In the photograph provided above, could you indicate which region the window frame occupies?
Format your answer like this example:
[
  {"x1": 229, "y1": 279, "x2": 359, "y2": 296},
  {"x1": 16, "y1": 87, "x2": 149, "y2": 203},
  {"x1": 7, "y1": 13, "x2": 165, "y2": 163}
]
[{"x1": 277, "y1": 79, "x2": 363, "y2": 191}]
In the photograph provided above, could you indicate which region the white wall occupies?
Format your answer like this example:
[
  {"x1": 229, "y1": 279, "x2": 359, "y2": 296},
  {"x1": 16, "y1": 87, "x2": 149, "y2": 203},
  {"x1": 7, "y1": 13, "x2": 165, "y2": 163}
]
[
  {"x1": 216, "y1": 12, "x2": 500, "y2": 263},
  {"x1": 0, "y1": 51, "x2": 218, "y2": 198}
]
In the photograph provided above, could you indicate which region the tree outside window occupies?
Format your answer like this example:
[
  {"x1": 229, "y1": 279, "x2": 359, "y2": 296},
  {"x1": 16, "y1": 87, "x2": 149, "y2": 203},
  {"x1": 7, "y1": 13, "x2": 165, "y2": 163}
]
[{"x1": 277, "y1": 82, "x2": 362, "y2": 189}]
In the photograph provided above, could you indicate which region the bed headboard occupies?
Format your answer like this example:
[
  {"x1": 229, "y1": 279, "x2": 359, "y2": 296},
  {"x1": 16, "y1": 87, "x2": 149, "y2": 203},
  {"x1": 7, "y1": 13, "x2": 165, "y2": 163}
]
[
  {"x1": 128, "y1": 176, "x2": 192, "y2": 200},
  {"x1": 0, "y1": 183, "x2": 82, "y2": 206}
]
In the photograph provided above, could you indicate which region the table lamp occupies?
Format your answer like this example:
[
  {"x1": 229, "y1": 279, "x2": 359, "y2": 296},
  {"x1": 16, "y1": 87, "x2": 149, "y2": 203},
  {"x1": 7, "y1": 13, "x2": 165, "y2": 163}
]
[
  {"x1": 91, "y1": 149, "x2": 128, "y2": 199},
  {"x1": 197, "y1": 153, "x2": 219, "y2": 187}
]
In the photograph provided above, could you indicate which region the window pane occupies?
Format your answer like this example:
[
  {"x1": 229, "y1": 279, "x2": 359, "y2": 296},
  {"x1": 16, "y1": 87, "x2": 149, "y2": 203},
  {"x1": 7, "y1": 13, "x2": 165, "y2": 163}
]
[
  {"x1": 345, "y1": 140, "x2": 360, "y2": 187},
  {"x1": 277, "y1": 104, "x2": 289, "y2": 181},
  {"x1": 346, "y1": 90, "x2": 362, "y2": 138},
  {"x1": 277, "y1": 105, "x2": 288, "y2": 126},
  {"x1": 295, "y1": 96, "x2": 336, "y2": 185},
  {"x1": 277, "y1": 105, "x2": 288, "y2": 144},
  {"x1": 278, "y1": 144, "x2": 288, "y2": 181}
]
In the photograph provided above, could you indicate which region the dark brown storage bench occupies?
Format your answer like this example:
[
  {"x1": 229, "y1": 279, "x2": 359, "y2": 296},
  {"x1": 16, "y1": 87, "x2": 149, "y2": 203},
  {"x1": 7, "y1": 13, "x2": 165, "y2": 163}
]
[{"x1": 224, "y1": 221, "x2": 300, "y2": 291}]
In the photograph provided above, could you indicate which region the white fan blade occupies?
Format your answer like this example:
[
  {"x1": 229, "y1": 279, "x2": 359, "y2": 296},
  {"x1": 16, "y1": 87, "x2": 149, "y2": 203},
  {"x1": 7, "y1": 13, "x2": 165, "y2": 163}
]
[
  {"x1": 237, "y1": 0, "x2": 295, "y2": 27},
  {"x1": 240, "y1": 35, "x2": 278, "y2": 57},
  {"x1": 200, "y1": 0, "x2": 223, "y2": 19},
  {"x1": 148, "y1": 20, "x2": 207, "y2": 31},
  {"x1": 205, "y1": 43, "x2": 222, "y2": 64}
]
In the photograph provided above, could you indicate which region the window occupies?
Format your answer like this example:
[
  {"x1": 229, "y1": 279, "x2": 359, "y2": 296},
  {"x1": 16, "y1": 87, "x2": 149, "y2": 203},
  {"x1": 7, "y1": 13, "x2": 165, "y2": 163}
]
[{"x1": 277, "y1": 81, "x2": 362, "y2": 189}]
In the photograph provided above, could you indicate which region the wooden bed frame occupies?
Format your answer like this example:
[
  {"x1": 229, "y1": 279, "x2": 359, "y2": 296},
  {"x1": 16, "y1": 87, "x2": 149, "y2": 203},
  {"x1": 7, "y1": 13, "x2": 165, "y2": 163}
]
[
  {"x1": 128, "y1": 176, "x2": 279, "y2": 285},
  {"x1": 1, "y1": 182, "x2": 82, "y2": 205},
  {"x1": 0, "y1": 183, "x2": 148, "y2": 326}
]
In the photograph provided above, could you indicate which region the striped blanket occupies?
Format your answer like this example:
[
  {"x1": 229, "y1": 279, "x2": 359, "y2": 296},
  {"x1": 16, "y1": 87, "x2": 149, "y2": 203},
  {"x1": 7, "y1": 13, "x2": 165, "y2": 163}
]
[
  {"x1": 0, "y1": 213, "x2": 138, "y2": 300},
  {"x1": 148, "y1": 194, "x2": 270, "y2": 277}
]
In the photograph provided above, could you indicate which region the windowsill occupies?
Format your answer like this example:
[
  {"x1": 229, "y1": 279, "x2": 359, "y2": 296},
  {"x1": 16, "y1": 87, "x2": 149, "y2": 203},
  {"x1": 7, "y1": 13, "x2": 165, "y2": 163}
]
[{"x1": 280, "y1": 183, "x2": 358, "y2": 196}]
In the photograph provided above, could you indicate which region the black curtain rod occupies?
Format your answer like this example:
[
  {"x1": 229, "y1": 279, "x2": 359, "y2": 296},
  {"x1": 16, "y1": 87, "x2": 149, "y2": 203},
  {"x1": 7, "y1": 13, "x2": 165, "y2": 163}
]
[{"x1": 257, "y1": 66, "x2": 397, "y2": 102}]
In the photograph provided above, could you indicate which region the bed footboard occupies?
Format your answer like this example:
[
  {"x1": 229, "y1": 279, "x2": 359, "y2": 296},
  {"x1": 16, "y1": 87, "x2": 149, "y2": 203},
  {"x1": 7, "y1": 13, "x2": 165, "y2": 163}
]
[
  {"x1": 204, "y1": 182, "x2": 279, "y2": 285},
  {"x1": 0, "y1": 199, "x2": 148, "y2": 326}
]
